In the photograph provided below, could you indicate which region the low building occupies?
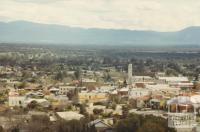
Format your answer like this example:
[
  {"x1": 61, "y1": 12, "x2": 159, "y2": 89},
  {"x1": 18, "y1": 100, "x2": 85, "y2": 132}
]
[
  {"x1": 146, "y1": 84, "x2": 180, "y2": 96},
  {"x1": 158, "y1": 77, "x2": 189, "y2": 84},
  {"x1": 129, "y1": 88, "x2": 151, "y2": 99},
  {"x1": 8, "y1": 91, "x2": 50, "y2": 108},
  {"x1": 88, "y1": 119, "x2": 113, "y2": 132},
  {"x1": 9, "y1": 95, "x2": 26, "y2": 107},
  {"x1": 81, "y1": 78, "x2": 96, "y2": 86},
  {"x1": 167, "y1": 95, "x2": 200, "y2": 131},
  {"x1": 59, "y1": 86, "x2": 77, "y2": 95},
  {"x1": 25, "y1": 98, "x2": 50, "y2": 108},
  {"x1": 118, "y1": 87, "x2": 129, "y2": 96},
  {"x1": 78, "y1": 92, "x2": 108, "y2": 103},
  {"x1": 8, "y1": 91, "x2": 26, "y2": 107},
  {"x1": 132, "y1": 76, "x2": 154, "y2": 82},
  {"x1": 170, "y1": 82, "x2": 194, "y2": 90},
  {"x1": 56, "y1": 111, "x2": 84, "y2": 121}
]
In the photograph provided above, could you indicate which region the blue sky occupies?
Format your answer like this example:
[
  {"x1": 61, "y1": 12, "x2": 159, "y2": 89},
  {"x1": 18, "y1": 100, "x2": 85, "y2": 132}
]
[{"x1": 0, "y1": 0, "x2": 200, "y2": 31}]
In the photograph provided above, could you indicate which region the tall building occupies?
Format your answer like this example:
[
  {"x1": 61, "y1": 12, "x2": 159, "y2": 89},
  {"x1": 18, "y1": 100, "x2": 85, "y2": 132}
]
[{"x1": 128, "y1": 64, "x2": 132, "y2": 85}]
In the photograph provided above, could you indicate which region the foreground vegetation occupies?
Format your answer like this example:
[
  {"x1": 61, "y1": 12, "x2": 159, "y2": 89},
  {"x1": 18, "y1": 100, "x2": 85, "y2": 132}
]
[{"x1": 0, "y1": 113, "x2": 175, "y2": 132}]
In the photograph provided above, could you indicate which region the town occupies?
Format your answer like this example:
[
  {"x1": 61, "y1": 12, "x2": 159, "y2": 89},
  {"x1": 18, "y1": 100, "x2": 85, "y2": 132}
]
[{"x1": 0, "y1": 44, "x2": 200, "y2": 132}]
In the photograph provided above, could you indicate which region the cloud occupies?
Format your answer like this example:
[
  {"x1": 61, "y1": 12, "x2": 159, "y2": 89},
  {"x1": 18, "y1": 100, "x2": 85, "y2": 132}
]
[
  {"x1": 11, "y1": 0, "x2": 68, "y2": 4},
  {"x1": 0, "y1": 0, "x2": 200, "y2": 31}
]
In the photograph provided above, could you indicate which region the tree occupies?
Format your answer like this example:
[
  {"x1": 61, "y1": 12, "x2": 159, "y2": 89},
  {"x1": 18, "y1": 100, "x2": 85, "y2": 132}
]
[
  {"x1": 137, "y1": 122, "x2": 165, "y2": 132},
  {"x1": 0, "y1": 126, "x2": 5, "y2": 132},
  {"x1": 79, "y1": 104, "x2": 87, "y2": 116},
  {"x1": 74, "y1": 68, "x2": 81, "y2": 80},
  {"x1": 54, "y1": 71, "x2": 64, "y2": 81},
  {"x1": 122, "y1": 105, "x2": 129, "y2": 119},
  {"x1": 56, "y1": 119, "x2": 93, "y2": 132},
  {"x1": 27, "y1": 100, "x2": 38, "y2": 109},
  {"x1": 93, "y1": 109, "x2": 104, "y2": 115},
  {"x1": 115, "y1": 114, "x2": 175, "y2": 132},
  {"x1": 123, "y1": 79, "x2": 127, "y2": 87},
  {"x1": 17, "y1": 82, "x2": 27, "y2": 89},
  {"x1": 25, "y1": 115, "x2": 53, "y2": 132}
]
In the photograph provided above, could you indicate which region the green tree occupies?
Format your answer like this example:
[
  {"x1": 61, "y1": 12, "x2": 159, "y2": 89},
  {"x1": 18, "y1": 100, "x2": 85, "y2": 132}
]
[
  {"x1": 137, "y1": 122, "x2": 165, "y2": 132},
  {"x1": 74, "y1": 68, "x2": 81, "y2": 80}
]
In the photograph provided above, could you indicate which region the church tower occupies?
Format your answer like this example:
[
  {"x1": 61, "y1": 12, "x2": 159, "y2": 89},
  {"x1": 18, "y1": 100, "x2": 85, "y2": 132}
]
[{"x1": 128, "y1": 64, "x2": 132, "y2": 85}]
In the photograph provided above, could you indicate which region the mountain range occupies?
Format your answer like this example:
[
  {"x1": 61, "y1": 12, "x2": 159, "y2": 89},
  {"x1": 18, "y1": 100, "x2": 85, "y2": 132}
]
[{"x1": 0, "y1": 21, "x2": 200, "y2": 46}]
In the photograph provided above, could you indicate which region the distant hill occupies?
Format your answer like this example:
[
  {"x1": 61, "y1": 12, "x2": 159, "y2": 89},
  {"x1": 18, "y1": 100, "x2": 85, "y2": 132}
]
[{"x1": 0, "y1": 21, "x2": 200, "y2": 46}]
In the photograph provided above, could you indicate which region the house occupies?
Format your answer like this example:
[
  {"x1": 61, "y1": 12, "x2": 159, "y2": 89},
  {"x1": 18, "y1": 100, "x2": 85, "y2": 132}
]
[
  {"x1": 118, "y1": 87, "x2": 129, "y2": 96},
  {"x1": 146, "y1": 84, "x2": 180, "y2": 96},
  {"x1": 170, "y1": 82, "x2": 194, "y2": 90},
  {"x1": 78, "y1": 91, "x2": 108, "y2": 103},
  {"x1": 132, "y1": 76, "x2": 154, "y2": 82},
  {"x1": 81, "y1": 78, "x2": 96, "y2": 86},
  {"x1": 155, "y1": 72, "x2": 166, "y2": 77},
  {"x1": 97, "y1": 86, "x2": 116, "y2": 93},
  {"x1": 9, "y1": 95, "x2": 26, "y2": 107},
  {"x1": 48, "y1": 95, "x2": 69, "y2": 109},
  {"x1": 8, "y1": 91, "x2": 26, "y2": 107},
  {"x1": 129, "y1": 88, "x2": 151, "y2": 99},
  {"x1": 25, "y1": 98, "x2": 50, "y2": 108},
  {"x1": 89, "y1": 119, "x2": 113, "y2": 132},
  {"x1": 87, "y1": 103, "x2": 107, "y2": 114},
  {"x1": 59, "y1": 85, "x2": 77, "y2": 95},
  {"x1": 56, "y1": 111, "x2": 84, "y2": 121},
  {"x1": 158, "y1": 76, "x2": 189, "y2": 84},
  {"x1": 49, "y1": 87, "x2": 59, "y2": 95},
  {"x1": 26, "y1": 91, "x2": 44, "y2": 98}
]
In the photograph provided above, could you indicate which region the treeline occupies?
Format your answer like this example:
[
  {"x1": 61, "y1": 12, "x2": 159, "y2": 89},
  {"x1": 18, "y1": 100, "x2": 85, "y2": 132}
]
[
  {"x1": 115, "y1": 114, "x2": 176, "y2": 132},
  {"x1": 2, "y1": 115, "x2": 95, "y2": 132},
  {"x1": 1, "y1": 45, "x2": 200, "y2": 78},
  {"x1": 1, "y1": 114, "x2": 175, "y2": 132}
]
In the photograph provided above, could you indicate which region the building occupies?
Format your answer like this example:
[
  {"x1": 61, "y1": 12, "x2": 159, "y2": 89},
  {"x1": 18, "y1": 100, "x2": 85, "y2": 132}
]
[
  {"x1": 132, "y1": 76, "x2": 154, "y2": 82},
  {"x1": 158, "y1": 77, "x2": 189, "y2": 84},
  {"x1": 88, "y1": 119, "x2": 113, "y2": 132},
  {"x1": 81, "y1": 78, "x2": 96, "y2": 86},
  {"x1": 170, "y1": 82, "x2": 194, "y2": 90},
  {"x1": 156, "y1": 72, "x2": 166, "y2": 77},
  {"x1": 78, "y1": 92, "x2": 108, "y2": 103},
  {"x1": 24, "y1": 98, "x2": 50, "y2": 108},
  {"x1": 8, "y1": 91, "x2": 50, "y2": 108},
  {"x1": 8, "y1": 91, "x2": 26, "y2": 107},
  {"x1": 59, "y1": 86, "x2": 77, "y2": 95},
  {"x1": 146, "y1": 84, "x2": 181, "y2": 96},
  {"x1": 129, "y1": 88, "x2": 151, "y2": 99},
  {"x1": 167, "y1": 95, "x2": 200, "y2": 131},
  {"x1": 56, "y1": 111, "x2": 84, "y2": 121},
  {"x1": 118, "y1": 87, "x2": 129, "y2": 96},
  {"x1": 9, "y1": 96, "x2": 26, "y2": 107}
]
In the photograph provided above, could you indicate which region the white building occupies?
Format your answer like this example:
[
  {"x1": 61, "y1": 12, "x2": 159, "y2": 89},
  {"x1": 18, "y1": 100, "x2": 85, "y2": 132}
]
[
  {"x1": 8, "y1": 91, "x2": 50, "y2": 108},
  {"x1": 9, "y1": 96, "x2": 26, "y2": 107},
  {"x1": 59, "y1": 86, "x2": 77, "y2": 94},
  {"x1": 82, "y1": 78, "x2": 96, "y2": 83},
  {"x1": 56, "y1": 111, "x2": 84, "y2": 121},
  {"x1": 8, "y1": 91, "x2": 26, "y2": 107},
  {"x1": 129, "y1": 88, "x2": 151, "y2": 99},
  {"x1": 132, "y1": 76, "x2": 154, "y2": 82},
  {"x1": 146, "y1": 84, "x2": 181, "y2": 96},
  {"x1": 158, "y1": 77, "x2": 189, "y2": 84},
  {"x1": 24, "y1": 98, "x2": 50, "y2": 108},
  {"x1": 167, "y1": 95, "x2": 200, "y2": 130}
]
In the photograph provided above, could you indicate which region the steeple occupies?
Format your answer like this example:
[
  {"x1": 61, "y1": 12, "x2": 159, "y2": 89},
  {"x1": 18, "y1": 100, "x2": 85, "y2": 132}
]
[{"x1": 128, "y1": 64, "x2": 132, "y2": 85}]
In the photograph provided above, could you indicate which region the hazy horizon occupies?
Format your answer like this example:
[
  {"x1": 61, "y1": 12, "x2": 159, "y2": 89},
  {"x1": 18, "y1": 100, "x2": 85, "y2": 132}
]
[{"x1": 0, "y1": 20, "x2": 200, "y2": 46}]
